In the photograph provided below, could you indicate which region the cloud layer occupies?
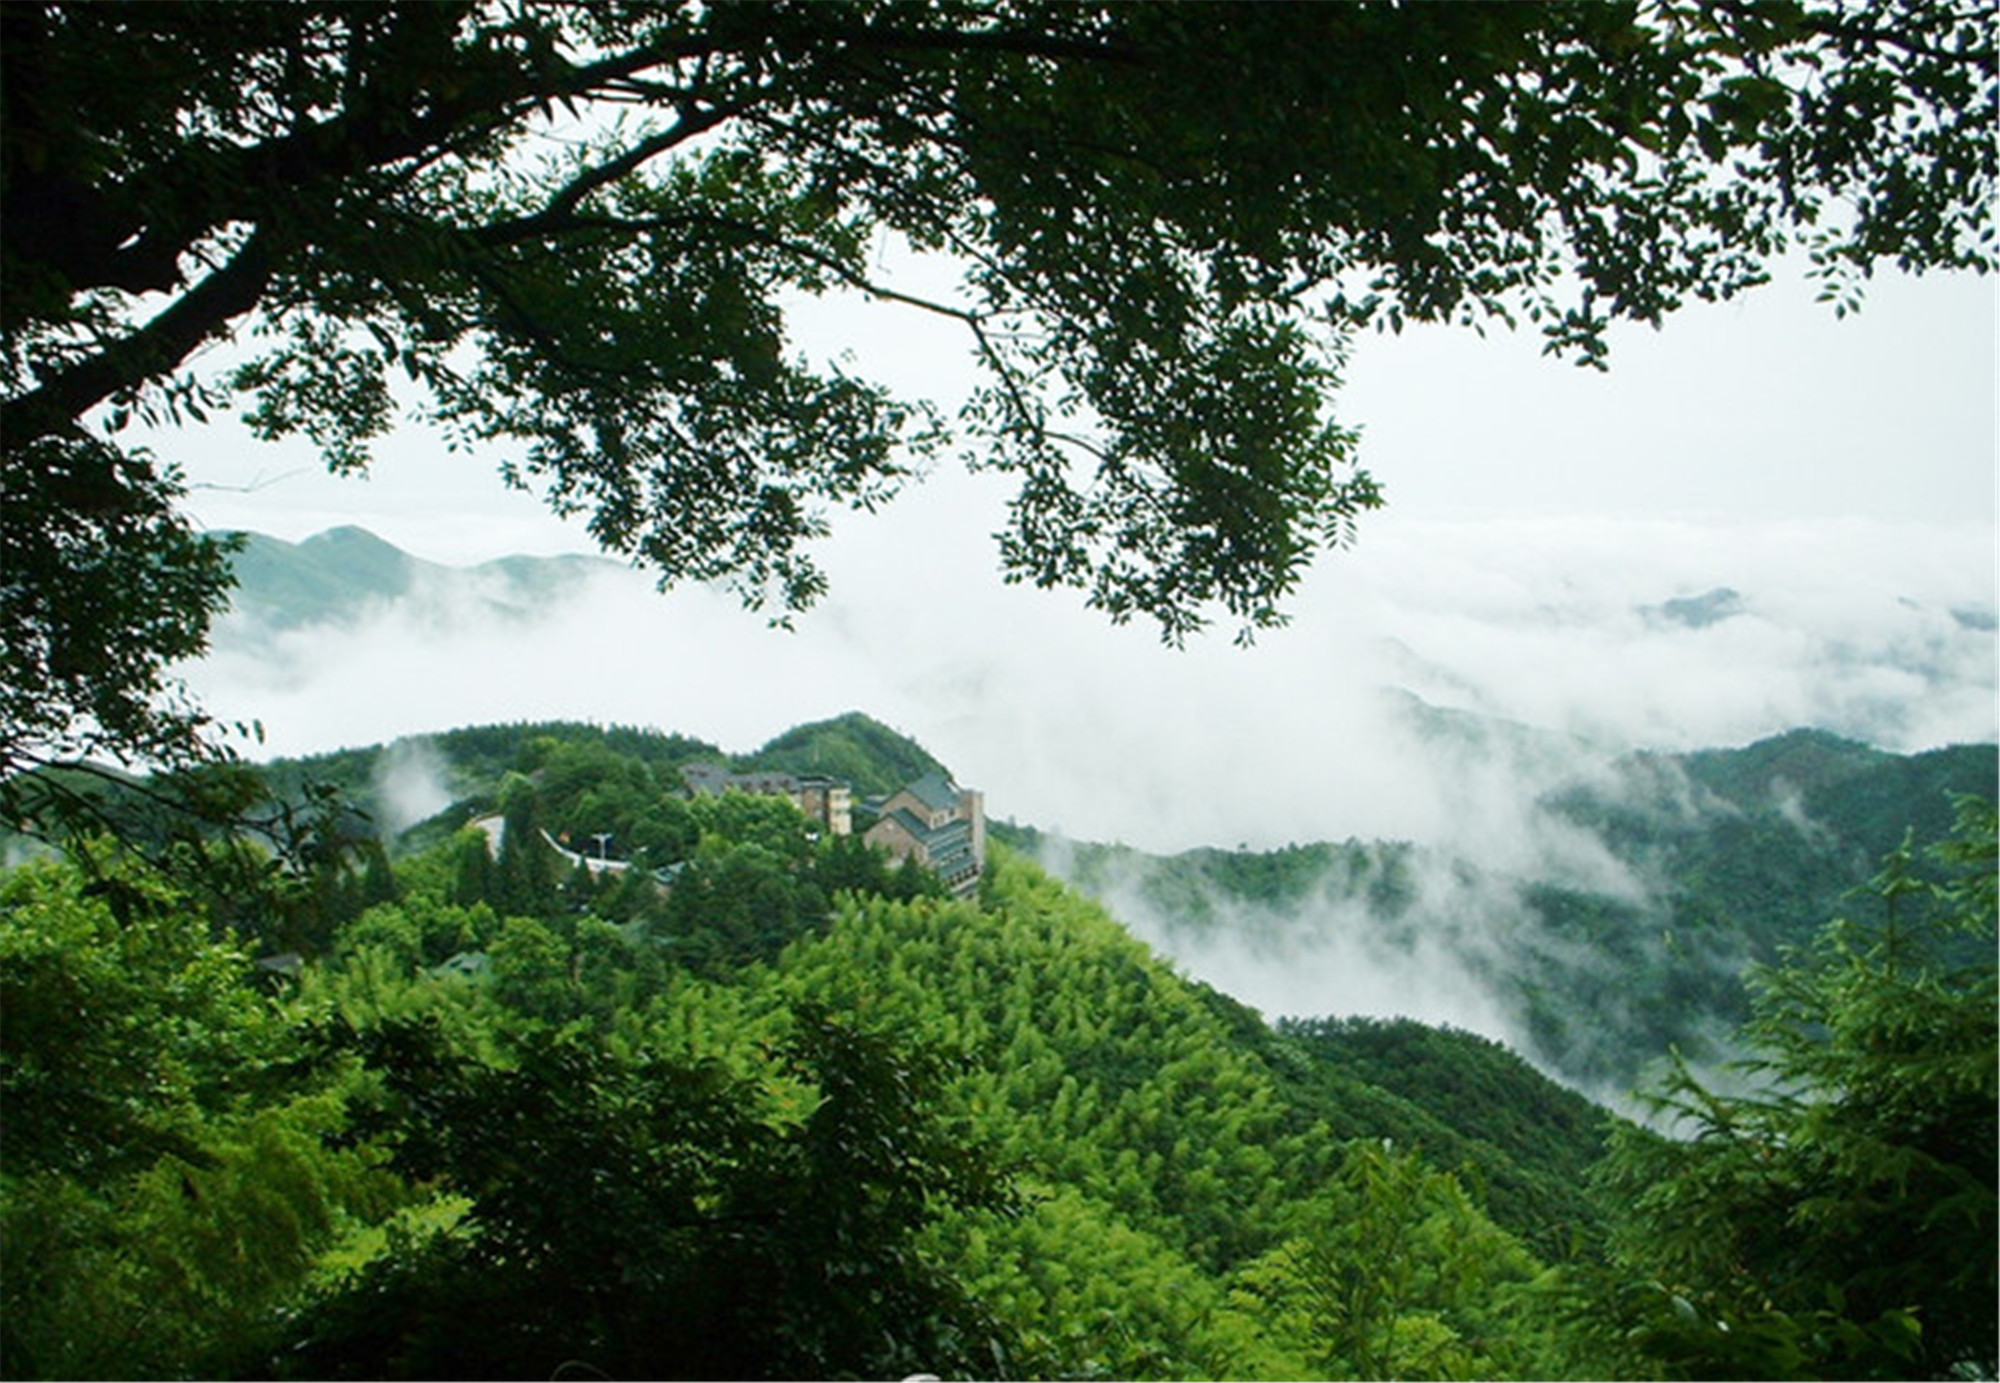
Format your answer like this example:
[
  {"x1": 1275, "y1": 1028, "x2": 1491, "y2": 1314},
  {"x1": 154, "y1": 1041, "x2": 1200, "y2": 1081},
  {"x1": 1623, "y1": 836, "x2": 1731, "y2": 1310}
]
[
  {"x1": 182, "y1": 501, "x2": 1992, "y2": 1096},
  {"x1": 191, "y1": 500, "x2": 1995, "y2": 862}
]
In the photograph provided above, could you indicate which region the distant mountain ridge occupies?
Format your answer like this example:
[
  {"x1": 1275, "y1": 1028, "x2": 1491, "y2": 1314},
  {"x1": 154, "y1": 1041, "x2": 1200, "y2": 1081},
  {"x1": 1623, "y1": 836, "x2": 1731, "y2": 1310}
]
[
  {"x1": 227, "y1": 525, "x2": 1998, "y2": 649},
  {"x1": 1644, "y1": 585, "x2": 1746, "y2": 629},
  {"x1": 214, "y1": 527, "x2": 1996, "y2": 762},
  {"x1": 218, "y1": 526, "x2": 618, "y2": 631},
  {"x1": 999, "y1": 724, "x2": 1996, "y2": 1095}
]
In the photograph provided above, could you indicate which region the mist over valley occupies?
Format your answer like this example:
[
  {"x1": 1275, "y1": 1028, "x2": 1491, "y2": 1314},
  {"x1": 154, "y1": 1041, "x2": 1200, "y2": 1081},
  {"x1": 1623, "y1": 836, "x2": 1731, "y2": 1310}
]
[
  {"x1": 196, "y1": 524, "x2": 1998, "y2": 1101},
  {"x1": 198, "y1": 511, "x2": 1995, "y2": 844}
]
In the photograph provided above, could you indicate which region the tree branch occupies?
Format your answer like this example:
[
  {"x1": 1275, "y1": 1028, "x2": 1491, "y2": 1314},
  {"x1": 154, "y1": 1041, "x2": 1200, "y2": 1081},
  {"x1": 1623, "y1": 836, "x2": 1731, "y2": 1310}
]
[
  {"x1": 778, "y1": 13, "x2": 1141, "y2": 69},
  {"x1": 2, "y1": 231, "x2": 274, "y2": 445},
  {"x1": 482, "y1": 201, "x2": 1047, "y2": 433},
  {"x1": 1696, "y1": 0, "x2": 1996, "y2": 73},
  {"x1": 474, "y1": 101, "x2": 750, "y2": 246}
]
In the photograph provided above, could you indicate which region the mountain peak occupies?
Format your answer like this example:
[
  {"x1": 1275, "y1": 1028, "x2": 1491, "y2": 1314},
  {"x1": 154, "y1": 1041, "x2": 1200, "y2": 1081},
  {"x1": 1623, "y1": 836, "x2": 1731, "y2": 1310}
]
[
  {"x1": 298, "y1": 524, "x2": 398, "y2": 551},
  {"x1": 1681, "y1": 726, "x2": 1889, "y2": 808},
  {"x1": 741, "y1": 712, "x2": 949, "y2": 799},
  {"x1": 1644, "y1": 586, "x2": 1746, "y2": 629}
]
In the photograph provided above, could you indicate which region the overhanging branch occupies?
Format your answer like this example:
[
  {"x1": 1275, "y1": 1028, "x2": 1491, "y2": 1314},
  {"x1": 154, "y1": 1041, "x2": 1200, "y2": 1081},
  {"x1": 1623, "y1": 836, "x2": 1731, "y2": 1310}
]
[{"x1": 2, "y1": 230, "x2": 275, "y2": 445}]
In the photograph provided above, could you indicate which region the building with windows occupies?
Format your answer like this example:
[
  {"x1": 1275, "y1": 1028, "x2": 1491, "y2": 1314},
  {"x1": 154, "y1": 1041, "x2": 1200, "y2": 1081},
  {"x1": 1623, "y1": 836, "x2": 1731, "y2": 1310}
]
[
  {"x1": 862, "y1": 771, "x2": 987, "y2": 896},
  {"x1": 677, "y1": 762, "x2": 985, "y2": 895},
  {"x1": 680, "y1": 763, "x2": 854, "y2": 837}
]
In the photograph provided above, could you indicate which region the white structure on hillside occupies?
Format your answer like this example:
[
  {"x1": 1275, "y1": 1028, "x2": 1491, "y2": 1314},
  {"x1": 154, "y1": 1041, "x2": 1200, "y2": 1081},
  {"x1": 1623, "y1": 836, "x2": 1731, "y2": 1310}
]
[{"x1": 469, "y1": 813, "x2": 637, "y2": 880}]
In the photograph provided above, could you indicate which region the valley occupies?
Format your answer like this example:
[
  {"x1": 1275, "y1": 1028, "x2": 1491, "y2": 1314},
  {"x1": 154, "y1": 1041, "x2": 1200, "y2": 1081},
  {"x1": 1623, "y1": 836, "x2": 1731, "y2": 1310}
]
[
  {"x1": 8, "y1": 535, "x2": 1992, "y2": 1380},
  {"x1": 5, "y1": 706, "x2": 1992, "y2": 1380}
]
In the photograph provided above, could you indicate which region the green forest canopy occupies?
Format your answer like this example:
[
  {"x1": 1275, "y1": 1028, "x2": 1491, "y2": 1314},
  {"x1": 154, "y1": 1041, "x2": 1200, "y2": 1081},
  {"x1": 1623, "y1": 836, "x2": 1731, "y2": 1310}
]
[{"x1": 3, "y1": 719, "x2": 1992, "y2": 1379}]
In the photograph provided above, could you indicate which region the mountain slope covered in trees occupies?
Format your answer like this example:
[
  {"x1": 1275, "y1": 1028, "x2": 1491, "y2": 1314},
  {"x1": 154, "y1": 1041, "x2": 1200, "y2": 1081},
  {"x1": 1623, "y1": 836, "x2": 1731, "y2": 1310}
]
[
  {"x1": 3, "y1": 715, "x2": 1618, "y2": 1379},
  {"x1": 4, "y1": 715, "x2": 1991, "y2": 1379},
  {"x1": 74, "y1": 704, "x2": 1992, "y2": 1100},
  {"x1": 1009, "y1": 728, "x2": 1996, "y2": 1092}
]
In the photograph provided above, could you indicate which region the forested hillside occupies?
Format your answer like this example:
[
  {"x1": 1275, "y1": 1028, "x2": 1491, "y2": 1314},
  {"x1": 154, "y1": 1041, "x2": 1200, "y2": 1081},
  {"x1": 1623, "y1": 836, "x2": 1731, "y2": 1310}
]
[
  {"x1": 7, "y1": 1, "x2": 1994, "y2": 1376},
  {"x1": 4, "y1": 717, "x2": 1992, "y2": 1379},
  {"x1": 1010, "y1": 729, "x2": 1998, "y2": 1093},
  {"x1": 221, "y1": 528, "x2": 617, "y2": 632}
]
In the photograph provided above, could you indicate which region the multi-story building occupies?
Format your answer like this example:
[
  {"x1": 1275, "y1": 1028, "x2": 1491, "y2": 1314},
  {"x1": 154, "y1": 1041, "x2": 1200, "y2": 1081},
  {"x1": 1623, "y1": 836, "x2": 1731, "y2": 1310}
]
[
  {"x1": 681, "y1": 763, "x2": 853, "y2": 837},
  {"x1": 862, "y1": 771, "x2": 987, "y2": 896},
  {"x1": 680, "y1": 762, "x2": 985, "y2": 894}
]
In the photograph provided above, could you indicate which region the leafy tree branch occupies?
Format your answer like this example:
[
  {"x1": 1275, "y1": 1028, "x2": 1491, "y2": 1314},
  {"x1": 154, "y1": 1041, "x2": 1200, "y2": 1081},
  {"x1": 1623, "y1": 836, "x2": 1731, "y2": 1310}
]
[{"x1": 2, "y1": 0, "x2": 1991, "y2": 775}]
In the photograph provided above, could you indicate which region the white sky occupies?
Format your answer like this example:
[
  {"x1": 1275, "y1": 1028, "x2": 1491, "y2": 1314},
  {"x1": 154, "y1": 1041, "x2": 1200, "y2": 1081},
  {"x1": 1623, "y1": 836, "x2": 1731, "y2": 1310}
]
[
  {"x1": 172, "y1": 253, "x2": 1996, "y2": 860},
  {"x1": 1345, "y1": 265, "x2": 1995, "y2": 525},
  {"x1": 173, "y1": 251, "x2": 1994, "y2": 554}
]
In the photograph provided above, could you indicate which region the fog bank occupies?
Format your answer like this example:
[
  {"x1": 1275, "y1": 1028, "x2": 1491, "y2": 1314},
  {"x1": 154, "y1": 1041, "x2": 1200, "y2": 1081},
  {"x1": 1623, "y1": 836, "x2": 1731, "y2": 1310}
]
[{"x1": 192, "y1": 506, "x2": 1996, "y2": 861}]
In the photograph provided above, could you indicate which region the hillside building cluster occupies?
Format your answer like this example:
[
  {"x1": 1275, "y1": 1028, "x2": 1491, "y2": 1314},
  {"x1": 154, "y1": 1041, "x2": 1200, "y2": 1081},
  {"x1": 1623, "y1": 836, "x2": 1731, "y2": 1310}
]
[
  {"x1": 480, "y1": 764, "x2": 987, "y2": 897},
  {"x1": 682, "y1": 764, "x2": 855, "y2": 837},
  {"x1": 681, "y1": 764, "x2": 986, "y2": 895}
]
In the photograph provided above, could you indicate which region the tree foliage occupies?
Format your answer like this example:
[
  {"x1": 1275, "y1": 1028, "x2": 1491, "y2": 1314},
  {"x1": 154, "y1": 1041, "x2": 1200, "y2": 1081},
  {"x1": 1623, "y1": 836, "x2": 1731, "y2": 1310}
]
[
  {"x1": 5, "y1": 0, "x2": 1995, "y2": 773},
  {"x1": 276, "y1": 1006, "x2": 1017, "y2": 1381},
  {"x1": 0, "y1": 858, "x2": 393, "y2": 1378},
  {"x1": 1237, "y1": 1140, "x2": 1554, "y2": 1381},
  {"x1": 1274, "y1": 1015, "x2": 1614, "y2": 1261},
  {"x1": 0, "y1": 436, "x2": 238, "y2": 777},
  {"x1": 1597, "y1": 795, "x2": 1998, "y2": 1379},
  {"x1": 4, "y1": 717, "x2": 1994, "y2": 1381}
]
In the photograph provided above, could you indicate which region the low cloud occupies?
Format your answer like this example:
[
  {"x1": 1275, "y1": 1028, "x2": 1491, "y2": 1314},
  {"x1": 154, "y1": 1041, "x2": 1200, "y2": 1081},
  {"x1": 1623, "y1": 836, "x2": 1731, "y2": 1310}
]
[
  {"x1": 372, "y1": 737, "x2": 455, "y2": 835},
  {"x1": 180, "y1": 503, "x2": 1990, "y2": 1096},
  {"x1": 1044, "y1": 825, "x2": 1694, "y2": 1109},
  {"x1": 190, "y1": 506, "x2": 1995, "y2": 865}
]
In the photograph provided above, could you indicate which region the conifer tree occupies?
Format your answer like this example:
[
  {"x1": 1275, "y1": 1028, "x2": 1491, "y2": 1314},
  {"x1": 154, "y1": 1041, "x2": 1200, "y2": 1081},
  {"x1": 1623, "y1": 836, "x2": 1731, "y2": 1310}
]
[{"x1": 1598, "y1": 796, "x2": 1998, "y2": 1379}]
